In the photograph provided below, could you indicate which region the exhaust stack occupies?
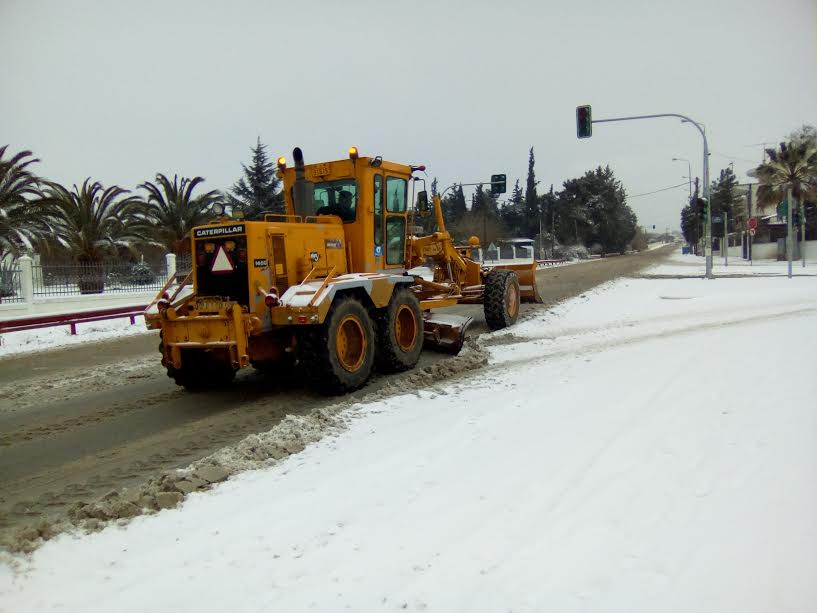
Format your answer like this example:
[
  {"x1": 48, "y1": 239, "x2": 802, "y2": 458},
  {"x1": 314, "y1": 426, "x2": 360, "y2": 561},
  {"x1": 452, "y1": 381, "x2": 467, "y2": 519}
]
[{"x1": 292, "y1": 147, "x2": 315, "y2": 216}]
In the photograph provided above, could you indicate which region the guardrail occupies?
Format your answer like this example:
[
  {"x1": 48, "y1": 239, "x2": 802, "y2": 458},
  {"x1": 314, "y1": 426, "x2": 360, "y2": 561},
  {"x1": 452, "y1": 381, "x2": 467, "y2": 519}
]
[
  {"x1": 0, "y1": 304, "x2": 148, "y2": 336},
  {"x1": 536, "y1": 259, "x2": 567, "y2": 266}
]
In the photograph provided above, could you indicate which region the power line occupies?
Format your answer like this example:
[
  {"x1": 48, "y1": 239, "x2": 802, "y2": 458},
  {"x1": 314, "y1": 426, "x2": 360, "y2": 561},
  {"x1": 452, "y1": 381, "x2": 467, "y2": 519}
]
[
  {"x1": 711, "y1": 151, "x2": 760, "y2": 164},
  {"x1": 629, "y1": 182, "x2": 689, "y2": 199}
]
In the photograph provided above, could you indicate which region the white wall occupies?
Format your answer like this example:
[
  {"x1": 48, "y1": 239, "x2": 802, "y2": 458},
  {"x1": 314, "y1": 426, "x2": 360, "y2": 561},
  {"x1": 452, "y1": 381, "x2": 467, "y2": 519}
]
[{"x1": 728, "y1": 239, "x2": 817, "y2": 261}]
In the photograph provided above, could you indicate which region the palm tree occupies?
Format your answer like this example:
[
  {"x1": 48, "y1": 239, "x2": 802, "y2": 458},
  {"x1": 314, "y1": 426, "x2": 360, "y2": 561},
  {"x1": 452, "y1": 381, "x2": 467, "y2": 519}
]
[
  {"x1": 755, "y1": 138, "x2": 817, "y2": 217},
  {"x1": 138, "y1": 173, "x2": 220, "y2": 254},
  {"x1": 42, "y1": 179, "x2": 148, "y2": 292},
  {"x1": 0, "y1": 145, "x2": 45, "y2": 260}
]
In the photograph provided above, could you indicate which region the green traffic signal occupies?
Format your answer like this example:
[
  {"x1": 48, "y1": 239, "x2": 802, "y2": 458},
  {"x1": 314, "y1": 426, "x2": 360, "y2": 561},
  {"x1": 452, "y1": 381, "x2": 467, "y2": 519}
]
[
  {"x1": 576, "y1": 105, "x2": 592, "y2": 138},
  {"x1": 490, "y1": 174, "x2": 507, "y2": 195}
]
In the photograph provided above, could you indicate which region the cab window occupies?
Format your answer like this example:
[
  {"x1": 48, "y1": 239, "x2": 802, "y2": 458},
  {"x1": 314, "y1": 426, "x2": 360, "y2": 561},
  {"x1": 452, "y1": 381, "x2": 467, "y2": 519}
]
[
  {"x1": 313, "y1": 179, "x2": 358, "y2": 222},
  {"x1": 386, "y1": 177, "x2": 407, "y2": 213},
  {"x1": 386, "y1": 217, "x2": 406, "y2": 264},
  {"x1": 373, "y1": 175, "x2": 383, "y2": 247}
]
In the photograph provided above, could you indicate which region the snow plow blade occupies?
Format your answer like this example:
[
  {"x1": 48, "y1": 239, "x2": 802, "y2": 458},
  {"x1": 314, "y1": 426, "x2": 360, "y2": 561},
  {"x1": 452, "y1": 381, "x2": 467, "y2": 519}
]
[
  {"x1": 423, "y1": 313, "x2": 474, "y2": 355},
  {"x1": 492, "y1": 262, "x2": 542, "y2": 303}
]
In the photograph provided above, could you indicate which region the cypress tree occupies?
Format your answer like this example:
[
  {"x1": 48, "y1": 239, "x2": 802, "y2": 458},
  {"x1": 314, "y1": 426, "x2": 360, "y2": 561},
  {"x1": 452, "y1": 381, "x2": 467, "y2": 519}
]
[{"x1": 524, "y1": 147, "x2": 540, "y2": 237}]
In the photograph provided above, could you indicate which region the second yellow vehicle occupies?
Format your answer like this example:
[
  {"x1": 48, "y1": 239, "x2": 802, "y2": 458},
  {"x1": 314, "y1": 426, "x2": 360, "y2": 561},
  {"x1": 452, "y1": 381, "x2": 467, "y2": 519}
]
[{"x1": 145, "y1": 147, "x2": 541, "y2": 393}]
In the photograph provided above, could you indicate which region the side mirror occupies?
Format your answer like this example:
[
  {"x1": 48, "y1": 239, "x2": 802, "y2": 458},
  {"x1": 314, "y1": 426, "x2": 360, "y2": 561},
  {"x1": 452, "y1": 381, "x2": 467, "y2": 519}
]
[{"x1": 417, "y1": 190, "x2": 429, "y2": 213}]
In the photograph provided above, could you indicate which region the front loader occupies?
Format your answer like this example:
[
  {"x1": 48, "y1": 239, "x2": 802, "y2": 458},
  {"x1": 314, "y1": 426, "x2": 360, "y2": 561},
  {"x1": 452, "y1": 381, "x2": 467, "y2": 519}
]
[{"x1": 145, "y1": 147, "x2": 541, "y2": 393}]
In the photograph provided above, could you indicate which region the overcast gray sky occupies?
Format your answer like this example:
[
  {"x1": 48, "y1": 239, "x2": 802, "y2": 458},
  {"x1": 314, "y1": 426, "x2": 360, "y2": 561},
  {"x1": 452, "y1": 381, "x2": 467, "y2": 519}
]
[{"x1": 2, "y1": 0, "x2": 815, "y2": 232}]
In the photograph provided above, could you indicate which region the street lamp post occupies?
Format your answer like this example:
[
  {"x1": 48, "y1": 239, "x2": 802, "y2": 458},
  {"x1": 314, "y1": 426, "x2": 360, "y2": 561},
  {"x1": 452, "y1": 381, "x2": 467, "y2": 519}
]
[
  {"x1": 673, "y1": 157, "x2": 692, "y2": 199},
  {"x1": 592, "y1": 113, "x2": 713, "y2": 278}
]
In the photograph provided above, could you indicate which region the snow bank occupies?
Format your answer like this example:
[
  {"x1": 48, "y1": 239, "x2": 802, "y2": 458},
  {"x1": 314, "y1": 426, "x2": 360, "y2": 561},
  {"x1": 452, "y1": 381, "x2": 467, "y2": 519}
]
[
  {"x1": 2, "y1": 269, "x2": 816, "y2": 612},
  {"x1": 0, "y1": 315, "x2": 152, "y2": 358}
]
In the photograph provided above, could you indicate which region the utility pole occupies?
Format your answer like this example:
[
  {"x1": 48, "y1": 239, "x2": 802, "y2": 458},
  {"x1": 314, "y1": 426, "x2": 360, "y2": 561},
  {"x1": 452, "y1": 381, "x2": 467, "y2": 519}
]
[
  {"x1": 748, "y1": 185, "x2": 753, "y2": 266},
  {"x1": 723, "y1": 210, "x2": 728, "y2": 267},
  {"x1": 801, "y1": 201, "x2": 807, "y2": 269},
  {"x1": 787, "y1": 188, "x2": 793, "y2": 279},
  {"x1": 694, "y1": 177, "x2": 701, "y2": 255}
]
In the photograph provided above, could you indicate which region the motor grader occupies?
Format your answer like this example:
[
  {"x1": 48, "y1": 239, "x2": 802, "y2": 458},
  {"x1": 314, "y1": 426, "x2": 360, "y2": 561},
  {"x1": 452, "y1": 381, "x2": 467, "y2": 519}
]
[{"x1": 144, "y1": 147, "x2": 542, "y2": 393}]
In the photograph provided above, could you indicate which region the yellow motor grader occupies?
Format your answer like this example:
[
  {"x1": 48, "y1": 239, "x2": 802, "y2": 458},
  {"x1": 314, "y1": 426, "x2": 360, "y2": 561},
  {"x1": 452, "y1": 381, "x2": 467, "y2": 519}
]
[{"x1": 145, "y1": 147, "x2": 541, "y2": 393}]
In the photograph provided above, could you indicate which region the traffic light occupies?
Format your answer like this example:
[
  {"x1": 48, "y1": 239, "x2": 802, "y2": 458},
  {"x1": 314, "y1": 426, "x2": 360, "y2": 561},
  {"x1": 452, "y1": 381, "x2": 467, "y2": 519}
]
[
  {"x1": 696, "y1": 197, "x2": 708, "y2": 223},
  {"x1": 490, "y1": 174, "x2": 507, "y2": 195},
  {"x1": 576, "y1": 105, "x2": 592, "y2": 138}
]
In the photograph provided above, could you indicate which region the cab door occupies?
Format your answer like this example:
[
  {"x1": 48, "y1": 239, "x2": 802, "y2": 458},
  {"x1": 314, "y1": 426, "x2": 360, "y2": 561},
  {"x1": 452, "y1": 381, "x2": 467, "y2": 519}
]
[{"x1": 381, "y1": 174, "x2": 408, "y2": 270}]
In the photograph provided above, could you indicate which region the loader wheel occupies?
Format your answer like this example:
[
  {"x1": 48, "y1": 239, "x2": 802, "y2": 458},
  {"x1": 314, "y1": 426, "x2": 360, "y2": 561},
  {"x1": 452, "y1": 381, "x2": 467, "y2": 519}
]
[
  {"x1": 299, "y1": 296, "x2": 375, "y2": 394},
  {"x1": 374, "y1": 288, "x2": 424, "y2": 373},
  {"x1": 484, "y1": 269, "x2": 520, "y2": 330},
  {"x1": 166, "y1": 349, "x2": 236, "y2": 392}
]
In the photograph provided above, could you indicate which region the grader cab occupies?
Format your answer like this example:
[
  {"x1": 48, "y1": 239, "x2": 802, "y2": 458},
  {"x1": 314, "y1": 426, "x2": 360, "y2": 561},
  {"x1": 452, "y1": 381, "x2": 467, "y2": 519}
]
[{"x1": 145, "y1": 147, "x2": 541, "y2": 393}]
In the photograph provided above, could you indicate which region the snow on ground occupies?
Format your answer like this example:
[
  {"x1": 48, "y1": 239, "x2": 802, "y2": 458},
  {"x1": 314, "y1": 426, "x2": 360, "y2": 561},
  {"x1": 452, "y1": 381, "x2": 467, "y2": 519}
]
[
  {"x1": 0, "y1": 315, "x2": 152, "y2": 358},
  {"x1": 645, "y1": 250, "x2": 817, "y2": 277},
  {"x1": 2, "y1": 253, "x2": 816, "y2": 612}
]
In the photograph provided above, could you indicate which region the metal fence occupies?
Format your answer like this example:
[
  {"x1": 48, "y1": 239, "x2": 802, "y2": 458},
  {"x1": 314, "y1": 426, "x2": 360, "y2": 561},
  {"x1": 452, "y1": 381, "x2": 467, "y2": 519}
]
[
  {"x1": 176, "y1": 253, "x2": 193, "y2": 278},
  {"x1": 0, "y1": 264, "x2": 24, "y2": 304},
  {"x1": 33, "y1": 261, "x2": 169, "y2": 297}
]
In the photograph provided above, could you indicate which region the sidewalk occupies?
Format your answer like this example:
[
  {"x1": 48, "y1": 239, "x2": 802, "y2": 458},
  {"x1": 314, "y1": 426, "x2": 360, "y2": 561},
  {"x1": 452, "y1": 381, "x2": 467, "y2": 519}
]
[{"x1": 643, "y1": 252, "x2": 817, "y2": 277}]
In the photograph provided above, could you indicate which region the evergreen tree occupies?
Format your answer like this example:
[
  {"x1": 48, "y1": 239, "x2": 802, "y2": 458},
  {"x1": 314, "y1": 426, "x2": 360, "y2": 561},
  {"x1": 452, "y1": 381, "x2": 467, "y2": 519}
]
[
  {"x1": 471, "y1": 184, "x2": 488, "y2": 213},
  {"x1": 441, "y1": 183, "x2": 467, "y2": 222},
  {"x1": 556, "y1": 166, "x2": 636, "y2": 252},
  {"x1": 710, "y1": 166, "x2": 744, "y2": 231},
  {"x1": 509, "y1": 179, "x2": 524, "y2": 206},
  {"x1": 499, "y1": 178, "x2": 527, "y2": 237},
  {"x1": 680, "y1": 201, "x2": 701, "y2": 247},
  {"x1": 523, "y1": 147, "x2": 539, "y2": 236},
  {"x1": 227, "y1": 137, "x2": 283, "y2": 219},
  {"x1": 539, "y1": 185, "x2": 557, "y2": 253}
]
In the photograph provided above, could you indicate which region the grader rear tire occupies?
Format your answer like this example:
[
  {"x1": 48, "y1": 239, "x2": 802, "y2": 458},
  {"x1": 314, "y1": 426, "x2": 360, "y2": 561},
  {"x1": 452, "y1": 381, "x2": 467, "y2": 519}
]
[
  {"x1": 484, "y1": 269, "x2": 520, "y2": 330},
  {"x1": 299, "y1": 296, "x2": 375, "y2": 394},
  {"x1": 374, "y1": 288, "x2": 424, "y2": 373}
]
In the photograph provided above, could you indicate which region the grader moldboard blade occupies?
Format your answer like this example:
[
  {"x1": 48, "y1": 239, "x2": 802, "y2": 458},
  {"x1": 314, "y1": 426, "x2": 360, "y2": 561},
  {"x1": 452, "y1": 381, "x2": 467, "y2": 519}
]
[
  {"x1": 423, "y1": 313, "x2": 474, "y2": 354},
  {"x1": 492, "y1": 261, "x2": 543, "y2": 303}
]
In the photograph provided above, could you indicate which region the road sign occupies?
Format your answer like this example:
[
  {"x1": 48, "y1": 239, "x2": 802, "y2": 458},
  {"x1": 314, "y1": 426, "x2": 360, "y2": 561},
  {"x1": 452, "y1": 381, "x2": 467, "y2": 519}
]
[
  {"x1": 747, "y1": 217, "x2": 758, "y2": 230},
  {"x1": 749, "y1": 228, "x2": 756, "y2": 236}
]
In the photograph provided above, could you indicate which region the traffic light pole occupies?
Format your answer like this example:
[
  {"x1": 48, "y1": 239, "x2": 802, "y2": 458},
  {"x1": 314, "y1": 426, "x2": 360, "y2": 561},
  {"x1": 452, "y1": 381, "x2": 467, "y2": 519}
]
[{"x1": 591, "y1": 112, "x2": 713, "y2": 278}]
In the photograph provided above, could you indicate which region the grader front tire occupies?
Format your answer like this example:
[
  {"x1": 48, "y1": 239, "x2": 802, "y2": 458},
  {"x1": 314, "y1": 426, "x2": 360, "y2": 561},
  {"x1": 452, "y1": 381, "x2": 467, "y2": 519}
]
[
  {"x1": 484, "y1": 269, "x2": 521, "y2": 330},
  {"x1": 374, "y1": 288, "x2": 424, "y2": 373},
  {"x1": 299, "y1": 296, "x2": 375, "y2": 394}
]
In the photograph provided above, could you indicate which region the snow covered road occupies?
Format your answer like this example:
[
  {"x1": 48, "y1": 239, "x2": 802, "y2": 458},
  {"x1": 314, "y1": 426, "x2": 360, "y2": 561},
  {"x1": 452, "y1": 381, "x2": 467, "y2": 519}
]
[{"x1": 2, "y1": 265, "x2": 816, "y2": 612}]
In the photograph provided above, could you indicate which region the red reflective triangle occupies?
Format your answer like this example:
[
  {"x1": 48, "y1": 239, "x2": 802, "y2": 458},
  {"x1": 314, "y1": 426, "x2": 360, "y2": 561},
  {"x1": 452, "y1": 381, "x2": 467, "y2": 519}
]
[{"x1": 210, "y1": 245, "x2": 234, "y2": 274}]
